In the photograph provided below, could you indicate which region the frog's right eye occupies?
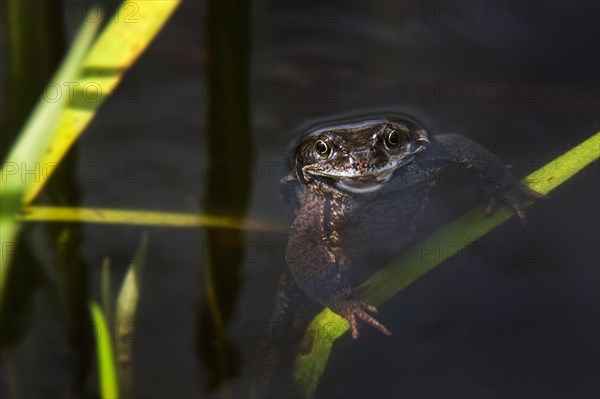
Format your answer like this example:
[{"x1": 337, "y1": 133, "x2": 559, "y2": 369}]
[{"x1": 314, "y1": 140, "x2": 332, "y2": 158}]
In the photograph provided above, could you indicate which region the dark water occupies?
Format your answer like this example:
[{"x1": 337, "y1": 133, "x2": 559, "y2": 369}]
[{"x1": 2, "y1": 1, "x2": 599, "y2": 398}]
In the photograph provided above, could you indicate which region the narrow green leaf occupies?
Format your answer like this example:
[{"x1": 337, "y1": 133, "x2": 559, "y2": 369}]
[
  {"x1": 115, "y1": 233, "x2": 147, "y2": 330},
  {"x1": 295, "y1": 132, "x2": 600, "y2": 398},
  {"x1": 115, "y1": 233, "x2": 148, "y2": 398},
  {"x1": 18, "y1": 205, "x2": 286, "y2": 233},
  {"x1": 89, "y1": 301, "x2": 119, "y2": 399}
]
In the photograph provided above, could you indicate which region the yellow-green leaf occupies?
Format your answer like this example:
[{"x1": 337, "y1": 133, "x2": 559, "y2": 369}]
[
  {"x1": 90, "y1": 301, "x2": 119, "y2": 399},
  {"x1": 24, "y1": 0, "x2": 181, "y2": 204},
  {"x1": 18, "y1": 205, "x2": 286, "y2": 232}
]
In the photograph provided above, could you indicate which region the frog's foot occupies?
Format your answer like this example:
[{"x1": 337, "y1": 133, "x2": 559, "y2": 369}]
[
  {"x1": 329, "y1": 299, "x2": 392, "y2": 340},
  {"x1": 485, "y1": 183, "x2": 547, "y2": 225}
]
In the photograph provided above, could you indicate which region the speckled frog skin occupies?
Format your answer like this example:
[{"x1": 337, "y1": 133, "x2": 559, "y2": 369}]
[{"x1": 277, "y1": 116, "x2": 542, "y2": 340}]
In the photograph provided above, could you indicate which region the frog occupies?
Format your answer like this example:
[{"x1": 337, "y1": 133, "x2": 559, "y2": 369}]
[
  {"x1": 259, "y1": 114, "x2": 544, "y2": 392},
  {"x1": 278, "y1": 115, "x2": 544, "y2": 336}
]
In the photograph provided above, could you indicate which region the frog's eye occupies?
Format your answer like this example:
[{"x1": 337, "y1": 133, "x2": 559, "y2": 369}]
[
  {"x1": 314, "y1": 139, "x2": 332, "y2": 158},
  {"x1": 384, "y1": 128, "x2": 402, "y2": 148}
]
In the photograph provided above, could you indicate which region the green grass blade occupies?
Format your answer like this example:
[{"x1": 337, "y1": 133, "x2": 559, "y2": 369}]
[
  {"x1": 115, "y1": 233, "x2": 147, "y2": 332},
  {"x1": 115, "y1": 233, "x2": 148, "y2": 398},
  {"x1": 89, "y1": 301, "x2": 119, "y2": 399},
  {"x1": 18, "y1": 206, "x2": 286, "y2": 232},
  {"x1": 0, "y1": 15, "x2": 99, "y2": 296},
  {"x1": 295, "y1": 132, "x2": 600, "y2": 398}
]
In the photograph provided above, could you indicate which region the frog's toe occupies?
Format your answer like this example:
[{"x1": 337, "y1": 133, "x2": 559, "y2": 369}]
[
  {"x1": 505, "y1": 195, "x2": 527, "y2": 224},
  {"x1": 505, "y1": 184, "x2": 546, "y2": 224},
  {"x1": 354, "y1": 306, "x2": 392, "y2": 339},
  {"x1": 332, "y1": 299, "x2": 391, "y2": 340},
  {"x1": 485, "y1": 197, "x2": 498, "y2": 216},
  {"x1": 347, "y1": 313, "x2": 360, "y2": 340},
  {"x1": 518, "y1": 184, "x2": 548, "y2": 199},
  {"x1": 486, "y1": 183, "x2": 546, "y2": 225},
  {"x1": 364, "y1": 303, "x2": 379, "y2": 314}
]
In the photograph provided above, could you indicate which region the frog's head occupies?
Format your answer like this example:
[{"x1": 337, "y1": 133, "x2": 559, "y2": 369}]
[{"x1": 292, "y1": 119, "x2": 429, "y2": 194}]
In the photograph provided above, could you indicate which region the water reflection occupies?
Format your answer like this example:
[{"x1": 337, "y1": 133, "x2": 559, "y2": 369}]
[{"x1": 1, "y1": 1, "x2": 598, "y2": 398}]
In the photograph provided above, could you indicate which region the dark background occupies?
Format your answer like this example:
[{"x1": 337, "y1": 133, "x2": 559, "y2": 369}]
[{"x1": 1, "y1": 1, "x2": 598, "y2": 398}]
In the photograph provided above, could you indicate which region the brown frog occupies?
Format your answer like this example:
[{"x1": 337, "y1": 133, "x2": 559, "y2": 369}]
[
  {"x1": 260, "y1": 115, "x2": 543, "y2": 392},
  {"x1": 279, "y1": 115, "x2": 542, "y2": 338}
]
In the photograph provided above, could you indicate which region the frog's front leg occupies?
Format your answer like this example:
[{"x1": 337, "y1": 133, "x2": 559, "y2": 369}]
[
  {"x1": 426, "y1": 134, "x2": 546, "y2": 223},
  {"x1": 285, "y1": 197, "x2": 391, "y2": 339}
]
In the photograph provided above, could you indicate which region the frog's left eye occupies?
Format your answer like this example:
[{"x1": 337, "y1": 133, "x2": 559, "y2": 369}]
[
  {"x1": 384, "y1": 128, "x2": 402, "y2": 148},
  {"x1": 314, "y1": 139, "x2": 332, "y2": 158}
]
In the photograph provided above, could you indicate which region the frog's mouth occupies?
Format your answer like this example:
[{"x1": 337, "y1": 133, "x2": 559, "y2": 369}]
[
  {"x1": 334, "y1": 169, "x2": 395, "y2": 193},
  {"x1": 304, "y1": 162, "x2": 407, "y2": 194}
]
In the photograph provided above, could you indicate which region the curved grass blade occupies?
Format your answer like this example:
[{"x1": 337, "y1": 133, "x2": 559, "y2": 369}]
[
  {"x1": 89, "y1": 301, "x2": 119, "y2": 399},
  {"x1": 295, "y1": 132, "x2": 600, "y2": 398},
  {"x1": 18, "y1": 206, "x2": 287, "y2": 233}
]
